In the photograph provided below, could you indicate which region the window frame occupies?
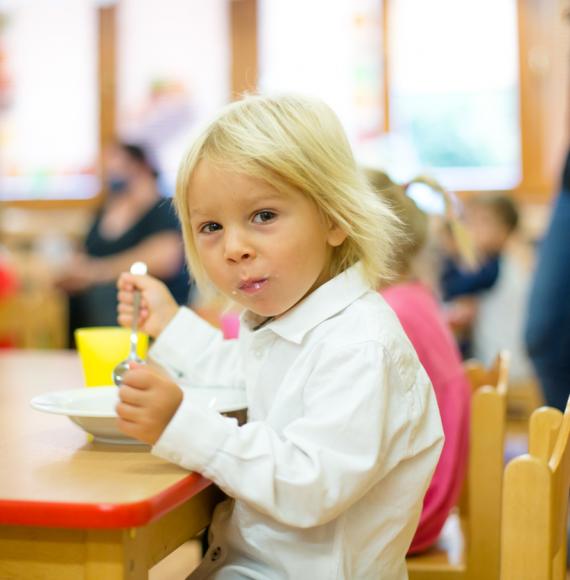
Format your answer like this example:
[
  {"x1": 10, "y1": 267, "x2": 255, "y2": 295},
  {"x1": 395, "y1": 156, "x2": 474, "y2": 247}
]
[{"x1": 381, "y1": 0, "x2": 568, "y2": 201}]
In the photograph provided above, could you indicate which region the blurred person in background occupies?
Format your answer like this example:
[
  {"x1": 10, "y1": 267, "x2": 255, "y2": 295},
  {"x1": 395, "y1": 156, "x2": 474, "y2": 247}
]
[
  {"x1": 367, "y1": 169, "x2": 471, "y2": 555},
  {"x1": 448, "y1": 194, "x2": 532, "y2": 382},
  {"x1": 525, "y1": 150, "x2": 570, "y2": 411},
  {"x1": 440, "y1": 194, "x2": 532, "y2": 381},
  {"x1": 440, "y1": 194, "x2": 517, "y2": 302},
  {"x1": 57, "y1": 141, "x2": 191, "y2": 344}
]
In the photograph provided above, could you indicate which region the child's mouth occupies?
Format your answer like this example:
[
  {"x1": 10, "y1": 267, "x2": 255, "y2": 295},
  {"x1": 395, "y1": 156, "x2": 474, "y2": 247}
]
[{"x1": 238, "y1": 278, "x2": 268, "y2": 295}]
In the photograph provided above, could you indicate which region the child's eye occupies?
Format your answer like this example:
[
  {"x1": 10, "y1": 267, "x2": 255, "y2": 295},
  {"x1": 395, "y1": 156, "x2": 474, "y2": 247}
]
[
  {"x1": 252, "y1": 210, "x2": 277, "y2": 224},
  {"x1": 199, "y1": 222, "x2": 222, "y2": 234}
]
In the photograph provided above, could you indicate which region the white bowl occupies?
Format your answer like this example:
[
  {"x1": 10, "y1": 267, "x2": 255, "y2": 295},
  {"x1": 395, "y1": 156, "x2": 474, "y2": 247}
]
[{"x1": 31, "y1": 386, "x2": 247, "y2": 445}]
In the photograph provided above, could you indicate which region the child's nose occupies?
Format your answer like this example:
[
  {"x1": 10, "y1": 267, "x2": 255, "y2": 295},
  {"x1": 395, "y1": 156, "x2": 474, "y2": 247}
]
[{"x1": 223, "y1": 230, "x2": 255, "y2": 263}]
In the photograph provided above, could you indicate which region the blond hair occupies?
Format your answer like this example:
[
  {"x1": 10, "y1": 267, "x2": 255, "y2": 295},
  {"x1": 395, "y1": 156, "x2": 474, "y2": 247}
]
[
  {"x1": 175, "y1": 94, "x2": 401, "y2": 293},
  {"x1": 366, "y1": 168, "x2": 428, "y2": 279}
]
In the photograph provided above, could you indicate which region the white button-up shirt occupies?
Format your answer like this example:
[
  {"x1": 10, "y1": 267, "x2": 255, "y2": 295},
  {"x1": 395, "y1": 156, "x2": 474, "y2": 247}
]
[{"x1": 151, "y1": 265, "x2": 443, "y2": 579}]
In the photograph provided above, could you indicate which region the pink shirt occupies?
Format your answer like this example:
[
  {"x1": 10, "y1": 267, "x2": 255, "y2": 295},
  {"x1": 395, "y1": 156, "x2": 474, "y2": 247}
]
[{"x1": 382, "y1": 282, "x2": 470, "y2": 554}]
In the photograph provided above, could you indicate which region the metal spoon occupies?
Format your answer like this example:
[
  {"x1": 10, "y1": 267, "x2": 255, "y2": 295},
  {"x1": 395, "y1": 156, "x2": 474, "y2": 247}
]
[{"x1": 112, "y1": 261, "x2": 148, "y2": 387}]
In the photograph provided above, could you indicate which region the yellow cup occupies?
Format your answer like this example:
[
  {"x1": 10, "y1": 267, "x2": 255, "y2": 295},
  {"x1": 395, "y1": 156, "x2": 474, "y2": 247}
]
[{"x1": 74, "y1": 327, "x2": 149, "y2": 387}]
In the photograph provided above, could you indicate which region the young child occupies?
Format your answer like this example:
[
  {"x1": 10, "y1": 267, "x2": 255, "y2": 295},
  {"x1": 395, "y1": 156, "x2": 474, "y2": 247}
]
[
  {"x1": 116, "y1": 94, "x2": 443, "y2": 579},
  {"x1": 443, "y1": 194, "x2": 532, "y2": 380},
  {"x1": 367, "y1": 169, "x2": 470, "y2": 554},
  {"x1": 439, "y1": 194, "x2": 519, "y2": 303}
]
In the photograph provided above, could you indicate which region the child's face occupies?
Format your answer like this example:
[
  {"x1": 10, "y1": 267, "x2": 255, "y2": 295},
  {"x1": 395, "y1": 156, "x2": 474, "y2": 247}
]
[
  {"x1": 187, "y1": 161, "x2": 346, "y2": 318},
  {"x1": 466, "y1": 205, "x2": 510, "y2": 256}
]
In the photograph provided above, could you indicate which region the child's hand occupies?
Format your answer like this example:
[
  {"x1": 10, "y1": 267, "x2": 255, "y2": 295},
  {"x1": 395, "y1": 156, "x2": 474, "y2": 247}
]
[
  {"x1": 116, "y1": 363, "x2": 183, "y2": 445},
  {"x1": 117, "y1": 272, "x2": 178, "y2": 338},
  {"x1": 446, "y1": 297, "x2": 478, "y2": 331}
]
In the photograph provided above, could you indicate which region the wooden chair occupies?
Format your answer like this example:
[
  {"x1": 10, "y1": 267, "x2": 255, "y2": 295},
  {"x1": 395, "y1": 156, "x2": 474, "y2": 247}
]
[
  {"x1": 500, "y1": 399, "x2": 570, "y2": 580},
  {"x1": 407, "y1": 350, "x2": 510, "y2": 580}
]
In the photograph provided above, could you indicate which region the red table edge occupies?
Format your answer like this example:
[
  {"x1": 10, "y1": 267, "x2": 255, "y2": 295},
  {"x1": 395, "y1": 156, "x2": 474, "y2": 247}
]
[{"x1": 0, "y1": 473, "x2": 213, "y2": 529}]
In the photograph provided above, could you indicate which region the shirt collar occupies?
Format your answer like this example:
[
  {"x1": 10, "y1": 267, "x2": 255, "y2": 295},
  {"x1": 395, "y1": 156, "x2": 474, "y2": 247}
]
[{"x1": 242, "y1": 263, "x2": 371, "y2": 344}]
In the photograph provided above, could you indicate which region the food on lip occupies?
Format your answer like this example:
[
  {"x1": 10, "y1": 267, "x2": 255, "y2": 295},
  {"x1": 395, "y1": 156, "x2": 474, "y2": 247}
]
[{"x1": 238, "y1": 278, "x2": 268, "y2": 292}]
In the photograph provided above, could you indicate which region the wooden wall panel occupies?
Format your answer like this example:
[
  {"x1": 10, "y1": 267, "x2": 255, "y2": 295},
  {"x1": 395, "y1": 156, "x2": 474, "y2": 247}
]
[
  {"x1": 516, "y1": 0, "x2": 569, "y2": 201},
  {"x1": 230, "y1": 0, "x2": 258, "y2": 99},
  {"x1": 98, "y1": 5, "x2": 117, "y2": 154}
]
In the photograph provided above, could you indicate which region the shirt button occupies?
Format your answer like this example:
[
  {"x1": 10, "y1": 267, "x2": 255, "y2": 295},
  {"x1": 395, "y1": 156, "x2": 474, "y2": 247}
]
[
  {"x1": 254, "y1": 349, "x2": 264, "y2": 359},
  {"x1": 170, "y1": 452, "x2": 182, "y2": 463},
  {"x1": 210, "y1": 546, "x2": 223, "y2": 562}
]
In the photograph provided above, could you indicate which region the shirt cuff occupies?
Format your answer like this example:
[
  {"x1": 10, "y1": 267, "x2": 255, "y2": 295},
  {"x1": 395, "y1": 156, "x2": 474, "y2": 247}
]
[{"x1": 152, "y1": 390, "x2": 237, "y2": 474}]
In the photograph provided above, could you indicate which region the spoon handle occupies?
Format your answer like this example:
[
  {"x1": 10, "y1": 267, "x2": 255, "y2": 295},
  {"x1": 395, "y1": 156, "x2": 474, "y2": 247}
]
[
  {"x1": 127, "y1": 261, "x2": 147, "y2": 362},
  {"x1": 129, "y1": 289, "x2": 141, "y2": 360}
]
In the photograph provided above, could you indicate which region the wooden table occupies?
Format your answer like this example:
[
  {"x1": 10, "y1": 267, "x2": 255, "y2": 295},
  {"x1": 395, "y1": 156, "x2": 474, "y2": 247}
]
[{"x1": 0, "y1": 351, "x2": 221, "y2": 579}]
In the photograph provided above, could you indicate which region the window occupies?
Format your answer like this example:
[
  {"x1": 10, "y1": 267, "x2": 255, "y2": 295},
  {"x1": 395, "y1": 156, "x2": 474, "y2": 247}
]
[
  {"x1": 387, "y1": 0, "x2": 521, "y2": 190},
  {"x1": 116, "y1": 0, "x2": 230, "y2": 195},
  {"x1": 0, "y1": 0, "x2": 99, "y2": 201},
  {"x1": 258, "y1": 0, "x2": 384, "y2": 144}
]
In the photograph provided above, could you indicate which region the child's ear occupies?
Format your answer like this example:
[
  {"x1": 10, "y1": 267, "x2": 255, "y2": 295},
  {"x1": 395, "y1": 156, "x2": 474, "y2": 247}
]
[{"x1": 327, "y1": 222, "x2": 348, "y2": 247}]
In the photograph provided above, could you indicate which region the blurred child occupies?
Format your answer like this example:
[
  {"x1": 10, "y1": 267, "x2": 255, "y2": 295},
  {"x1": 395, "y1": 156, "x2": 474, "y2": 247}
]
[
  {"x1": 367, "y1": 169, "x2": 470, "y2": 554},
  {"x1": 116, "y1": 94, "x2": 443, "y2": 579},
  {"x1": 444, "y1": 193, "x2": 532, "y2": 381},
  {"x1": 441, "y1": 194, "x2": 517, "y2": 300}
]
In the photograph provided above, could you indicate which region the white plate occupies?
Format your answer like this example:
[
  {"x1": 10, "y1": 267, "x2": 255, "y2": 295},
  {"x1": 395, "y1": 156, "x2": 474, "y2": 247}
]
[{"x1": 31, "y1": 386, "x2": 247, "y2": 445}]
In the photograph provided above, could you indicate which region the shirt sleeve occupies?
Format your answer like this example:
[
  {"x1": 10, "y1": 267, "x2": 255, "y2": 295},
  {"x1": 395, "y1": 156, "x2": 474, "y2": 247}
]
[
  {"x1": 441, "y1": 255, "x2": 501, "y2": 301},
  {"x1": 152, "y1": 340, "x2": 443, "y2": 528},
  {"x1": 149, "y1": 307, "x2": 244, "y2": 388}
]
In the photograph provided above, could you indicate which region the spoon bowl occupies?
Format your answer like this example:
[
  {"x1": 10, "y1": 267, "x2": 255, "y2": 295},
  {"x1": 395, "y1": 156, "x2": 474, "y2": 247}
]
[
  {"x1": 112, "y1": 261, "x2": 148, "y2": 387},
  {"x1": 112, "y1": 357, "x2": 146, "y2": 387}
]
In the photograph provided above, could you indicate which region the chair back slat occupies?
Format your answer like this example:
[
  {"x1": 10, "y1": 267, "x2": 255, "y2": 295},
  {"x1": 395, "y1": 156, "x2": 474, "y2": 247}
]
[
  {"x1": 495, "y1": 350, "x2": 510, "y2": 397},
  {"x1": 465, "y1": 351, "x2": 509, "y2": 580},
  {"x1": 458, "y1": 351, "x2": 510, "y2": 518},
  {"x1": 529, "y1": 407, "x2": 562, "y2": 461},
  {"x1": 407, "y1": 351, "x2": 510, "y2": 580},
  {"x1": 501, "y1": 397, "x2": 570, "y2": 580},
  {"x1": 501, "y1": 454, "x2": 553, "y2": 579},
  {"x1": 549, "y1": 399, "x2": 570, "y2": 569}
]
